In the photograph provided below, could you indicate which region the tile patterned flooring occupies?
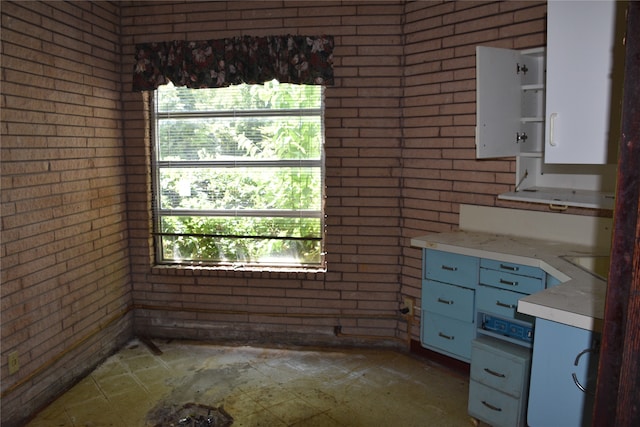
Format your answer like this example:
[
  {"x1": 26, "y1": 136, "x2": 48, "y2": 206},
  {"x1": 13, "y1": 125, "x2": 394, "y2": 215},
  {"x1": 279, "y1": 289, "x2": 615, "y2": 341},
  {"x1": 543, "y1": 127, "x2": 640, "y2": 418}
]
[{"x1": 26, "y1": 338, "x2": 474, "y2": 426}]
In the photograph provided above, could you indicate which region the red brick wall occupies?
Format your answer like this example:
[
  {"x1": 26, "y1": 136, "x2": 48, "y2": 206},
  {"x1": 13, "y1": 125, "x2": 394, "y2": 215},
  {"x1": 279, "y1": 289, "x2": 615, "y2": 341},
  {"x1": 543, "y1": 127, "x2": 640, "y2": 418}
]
[{"x1": 0, "y1": 1, "x2": 132, "y2": 425}]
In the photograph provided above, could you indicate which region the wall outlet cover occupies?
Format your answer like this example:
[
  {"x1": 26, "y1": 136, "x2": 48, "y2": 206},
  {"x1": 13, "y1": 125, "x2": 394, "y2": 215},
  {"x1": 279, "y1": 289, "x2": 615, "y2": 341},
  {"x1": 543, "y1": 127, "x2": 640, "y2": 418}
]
[
  {"x1": 8, "y1": 351, "x2": 19, "y2": 375},
  {"x1": 403, "y1": 297, "x2": 415, "y2": 317}
]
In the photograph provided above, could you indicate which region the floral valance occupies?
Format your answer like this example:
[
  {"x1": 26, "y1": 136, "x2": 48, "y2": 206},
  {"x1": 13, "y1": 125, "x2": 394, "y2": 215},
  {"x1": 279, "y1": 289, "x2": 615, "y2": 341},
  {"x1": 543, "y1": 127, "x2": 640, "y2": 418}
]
[{"x1": 133, "y1": 35, "x2": 334, "y2": 91}]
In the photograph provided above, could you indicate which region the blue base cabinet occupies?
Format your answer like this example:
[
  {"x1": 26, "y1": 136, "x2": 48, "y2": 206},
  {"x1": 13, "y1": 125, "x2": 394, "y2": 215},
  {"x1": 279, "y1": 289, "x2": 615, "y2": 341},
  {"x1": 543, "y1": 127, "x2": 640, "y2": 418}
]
[
  {"x1": 527, "y1": 318, "x2": 600, "y2": 427},
  {"x1": 420, "y1": 249, "x2": 549, "y2": 361},
  {"x1": 419, "y1": 248, "x2": 563, "y2": 426}
]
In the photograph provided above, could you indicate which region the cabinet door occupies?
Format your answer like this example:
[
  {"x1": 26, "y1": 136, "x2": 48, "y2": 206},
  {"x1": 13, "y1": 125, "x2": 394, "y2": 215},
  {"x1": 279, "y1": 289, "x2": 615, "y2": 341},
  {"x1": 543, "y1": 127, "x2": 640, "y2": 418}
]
[
  {"x1": 476, "y1": 46, "x2": 522, "y2": 158},
  {"x1": 528, "y1": 319, "x2": 599, "y2": 427},
  {"x1": 545, "y1": 0, "x2": 619, "y2": 164}
]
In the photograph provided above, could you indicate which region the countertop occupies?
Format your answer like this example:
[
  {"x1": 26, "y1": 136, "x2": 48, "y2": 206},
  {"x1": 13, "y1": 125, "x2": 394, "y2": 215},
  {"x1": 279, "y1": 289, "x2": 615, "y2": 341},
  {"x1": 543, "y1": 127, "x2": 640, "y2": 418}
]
[{"x1": 411, "y1": 231, "x2": 608, "y2": 332}]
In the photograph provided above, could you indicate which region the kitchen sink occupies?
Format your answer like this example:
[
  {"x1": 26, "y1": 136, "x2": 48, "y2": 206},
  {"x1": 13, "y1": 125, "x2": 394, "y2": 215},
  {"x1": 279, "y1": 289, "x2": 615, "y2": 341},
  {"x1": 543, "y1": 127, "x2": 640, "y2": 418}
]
[{"x1": 563, "y1": 255, "x2": 610, "y2": 280}]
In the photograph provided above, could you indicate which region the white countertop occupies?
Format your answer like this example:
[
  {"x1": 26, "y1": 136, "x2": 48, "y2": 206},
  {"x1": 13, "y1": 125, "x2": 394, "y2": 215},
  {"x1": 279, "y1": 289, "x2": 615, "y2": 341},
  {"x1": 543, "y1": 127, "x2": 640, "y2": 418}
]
[{"x1": 411, "y1": 231, "x2": 608, "y2": 332}]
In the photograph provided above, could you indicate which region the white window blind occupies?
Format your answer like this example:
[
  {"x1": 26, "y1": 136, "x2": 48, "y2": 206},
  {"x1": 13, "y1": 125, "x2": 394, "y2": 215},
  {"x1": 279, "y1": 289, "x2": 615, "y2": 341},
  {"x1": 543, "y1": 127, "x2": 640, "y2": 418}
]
[{"x1": 152, "y1": 80, "x2": 325, "y2": 268}]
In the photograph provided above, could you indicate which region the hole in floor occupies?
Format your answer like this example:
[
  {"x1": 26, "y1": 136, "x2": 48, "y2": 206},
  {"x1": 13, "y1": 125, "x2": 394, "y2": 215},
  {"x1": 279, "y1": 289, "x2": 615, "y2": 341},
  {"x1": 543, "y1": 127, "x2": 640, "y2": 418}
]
[{"x1": 148, "y1": 402, "x2": 233, "y2": 427}]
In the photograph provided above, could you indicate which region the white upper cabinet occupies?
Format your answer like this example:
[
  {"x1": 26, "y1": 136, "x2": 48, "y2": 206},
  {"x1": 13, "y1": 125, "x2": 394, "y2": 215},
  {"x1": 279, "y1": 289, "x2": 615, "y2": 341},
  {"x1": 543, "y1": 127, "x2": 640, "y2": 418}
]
[
  {"x1": 545, "y1": 0, "x2": 622, "y2": 164},
  {"x1": 473, "y1": 1, "x2": 626, "y2": 209}
]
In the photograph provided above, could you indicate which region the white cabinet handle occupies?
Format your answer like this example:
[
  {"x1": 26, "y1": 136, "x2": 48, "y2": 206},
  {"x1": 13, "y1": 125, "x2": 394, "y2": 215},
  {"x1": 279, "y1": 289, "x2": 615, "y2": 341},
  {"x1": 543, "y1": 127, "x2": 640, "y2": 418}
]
[{"x1": 549, "y1": 112, "x2": 558, "y2": 146}]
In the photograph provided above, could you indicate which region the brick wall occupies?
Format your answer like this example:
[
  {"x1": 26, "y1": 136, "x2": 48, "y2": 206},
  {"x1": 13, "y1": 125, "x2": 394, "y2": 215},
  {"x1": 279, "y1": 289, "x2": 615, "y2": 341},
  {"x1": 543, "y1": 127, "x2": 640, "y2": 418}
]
[
  {"x1": 0, "y1": 1, "x2": 132, "y2": 425},
  {"x1": 120, "y1": 1, "x2": 409, "y2": 345},
  {"x1": 0, "y1": 1, "x2": 610, "y2": 424},
  {"x1": 400, "y1": 1, "x2": 549, "y2": 341},
  {"x1": 120, "y1": 0, "x2": 556, "y2": 349}
]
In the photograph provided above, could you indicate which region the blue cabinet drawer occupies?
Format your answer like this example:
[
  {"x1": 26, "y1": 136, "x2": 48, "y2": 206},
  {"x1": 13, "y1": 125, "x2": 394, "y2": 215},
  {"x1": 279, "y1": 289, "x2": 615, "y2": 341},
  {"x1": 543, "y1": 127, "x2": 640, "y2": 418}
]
[
  {"x1": 480, "y1": 268, "x2": 544, "y2": 294},
  {"x1": 470, "y1": 337, "x2": 531, "y2": 398},
  {"x1": 480, "y1": 258, "x2": 544, "y2": 279},
  {"x1": 421, "y1": 312, "x2": 475, "y2": 361},
  {"x1": 423, "y1": 280, "x2": 475, "y2": 322},
  {"x1": 477, "y1": 285, "x2": 527, "y2": 320},
  {"x1": 468, "y1": 381, "x2": 522, "y2": 427},
  {"x1": 424, "y1": 249, "x2": 479, "y2": 287}
]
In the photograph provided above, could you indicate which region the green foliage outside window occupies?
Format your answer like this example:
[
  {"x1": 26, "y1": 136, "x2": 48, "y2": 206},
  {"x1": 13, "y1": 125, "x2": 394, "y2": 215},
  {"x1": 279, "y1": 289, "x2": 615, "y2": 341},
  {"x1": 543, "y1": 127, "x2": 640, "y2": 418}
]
[{"x1": 154, "y1": 80, "x2": 324, "y2": 266}]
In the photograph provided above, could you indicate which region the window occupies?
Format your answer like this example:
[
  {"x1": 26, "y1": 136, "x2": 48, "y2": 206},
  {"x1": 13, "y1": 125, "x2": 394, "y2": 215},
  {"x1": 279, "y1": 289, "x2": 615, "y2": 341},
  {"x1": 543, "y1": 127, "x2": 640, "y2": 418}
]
[{"x1": 152, "y1": 80, "x2": 325, "y2": 268}]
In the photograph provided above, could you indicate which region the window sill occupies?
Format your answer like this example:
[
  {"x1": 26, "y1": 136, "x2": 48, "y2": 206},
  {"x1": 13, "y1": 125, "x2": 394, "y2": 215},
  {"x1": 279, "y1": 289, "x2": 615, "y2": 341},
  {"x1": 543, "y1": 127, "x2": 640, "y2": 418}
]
[{"x1": 150, "y1": 263, "x2": 327, "y2": 277}]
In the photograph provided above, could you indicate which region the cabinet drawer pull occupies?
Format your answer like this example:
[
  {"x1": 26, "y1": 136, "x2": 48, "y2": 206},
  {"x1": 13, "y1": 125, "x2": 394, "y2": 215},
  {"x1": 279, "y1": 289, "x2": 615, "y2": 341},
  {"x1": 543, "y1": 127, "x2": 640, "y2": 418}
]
[
  {"x1": 496, "y1": 300, "x2": 517, "y2": 309},
  {"x1": 499, "y1": 263, "x2": 519, "y2": 272},
  {"x1": 481, "y1": 400, "x2": 502, "y2": 412},
  {"x1": 572, "y1": 347, "x2": 598, "y2": 395},
  {"x1": 441, "y1": 265, "x2": 457, "y2": 271},
  {"x1": 438, "y1": 332, "x2": 454, "y2": 340},
  {"x1": 499, "y1": 278, "x2": 518, "y2": 286},
  {"x1": 483, "y1": 367, "x2": 506, "y2": 378},
  {"x1": 437, "y1": 298, "x2": 454, "y2": 305}
]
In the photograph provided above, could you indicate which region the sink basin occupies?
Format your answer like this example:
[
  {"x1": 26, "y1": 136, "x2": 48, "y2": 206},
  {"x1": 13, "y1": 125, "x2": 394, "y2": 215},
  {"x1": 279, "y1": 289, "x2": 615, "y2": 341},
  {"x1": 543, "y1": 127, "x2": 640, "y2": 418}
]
[{"x1": 563, "y1": 255, "x2": 610, "y2": 280}]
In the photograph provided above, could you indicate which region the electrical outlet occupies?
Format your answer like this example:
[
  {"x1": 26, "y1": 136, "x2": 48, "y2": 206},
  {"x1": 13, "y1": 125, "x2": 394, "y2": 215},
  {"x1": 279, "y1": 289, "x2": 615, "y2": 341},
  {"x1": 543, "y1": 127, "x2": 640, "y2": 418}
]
[
  {"x1": 8, "y1": 351, "x2": 19, "y2": 375},
  {"x1": 403, "y1": 297, "x2": 415, "y2": 317}
]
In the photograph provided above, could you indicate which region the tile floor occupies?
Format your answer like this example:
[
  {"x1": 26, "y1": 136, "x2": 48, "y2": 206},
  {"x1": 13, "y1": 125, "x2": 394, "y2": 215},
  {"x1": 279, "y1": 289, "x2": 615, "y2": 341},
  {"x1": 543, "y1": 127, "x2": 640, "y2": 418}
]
[{"x1": 26, "y1": 338, "x2": 474, "y2": 427}]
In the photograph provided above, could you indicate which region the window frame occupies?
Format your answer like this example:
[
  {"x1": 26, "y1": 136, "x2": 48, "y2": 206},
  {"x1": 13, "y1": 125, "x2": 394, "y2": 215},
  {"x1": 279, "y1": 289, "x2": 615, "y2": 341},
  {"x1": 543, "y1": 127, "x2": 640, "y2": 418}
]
[{"x1": 150, "y1": 83, "x2": 326, "y2": 270}]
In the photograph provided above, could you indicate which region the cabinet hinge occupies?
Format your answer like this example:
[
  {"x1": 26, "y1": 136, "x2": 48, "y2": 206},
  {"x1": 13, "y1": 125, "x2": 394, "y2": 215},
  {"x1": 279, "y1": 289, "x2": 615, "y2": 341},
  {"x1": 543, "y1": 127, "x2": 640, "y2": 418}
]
[
  {"x1": 517, "y1": 63, "x2": 528, "y2": 75},
  {"x1": 516, "y1": 132, "x2": 528, "y2": 143}
]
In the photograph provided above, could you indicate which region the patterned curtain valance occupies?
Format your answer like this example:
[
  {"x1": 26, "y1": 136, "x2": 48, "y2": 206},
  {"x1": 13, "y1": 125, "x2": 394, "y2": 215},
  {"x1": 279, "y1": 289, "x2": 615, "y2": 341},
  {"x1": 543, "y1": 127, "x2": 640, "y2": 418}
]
[{"x1": 133, "y1": 35, "x2": 334, "y2": 91}]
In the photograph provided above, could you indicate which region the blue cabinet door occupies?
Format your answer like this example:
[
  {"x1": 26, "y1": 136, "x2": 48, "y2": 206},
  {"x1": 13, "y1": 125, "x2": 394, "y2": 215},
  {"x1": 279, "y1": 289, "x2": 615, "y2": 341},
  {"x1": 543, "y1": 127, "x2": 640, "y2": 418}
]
[{"x1": 528, "y1": 319, "x2": 599, "y2": 427}]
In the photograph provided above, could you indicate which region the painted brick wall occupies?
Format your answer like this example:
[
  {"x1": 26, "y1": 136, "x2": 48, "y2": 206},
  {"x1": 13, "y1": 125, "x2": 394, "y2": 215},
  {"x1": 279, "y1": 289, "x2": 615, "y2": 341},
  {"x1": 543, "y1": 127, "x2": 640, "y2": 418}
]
[{"x1": 0, "y1": 1, "x2": 132, "y2": 425}]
